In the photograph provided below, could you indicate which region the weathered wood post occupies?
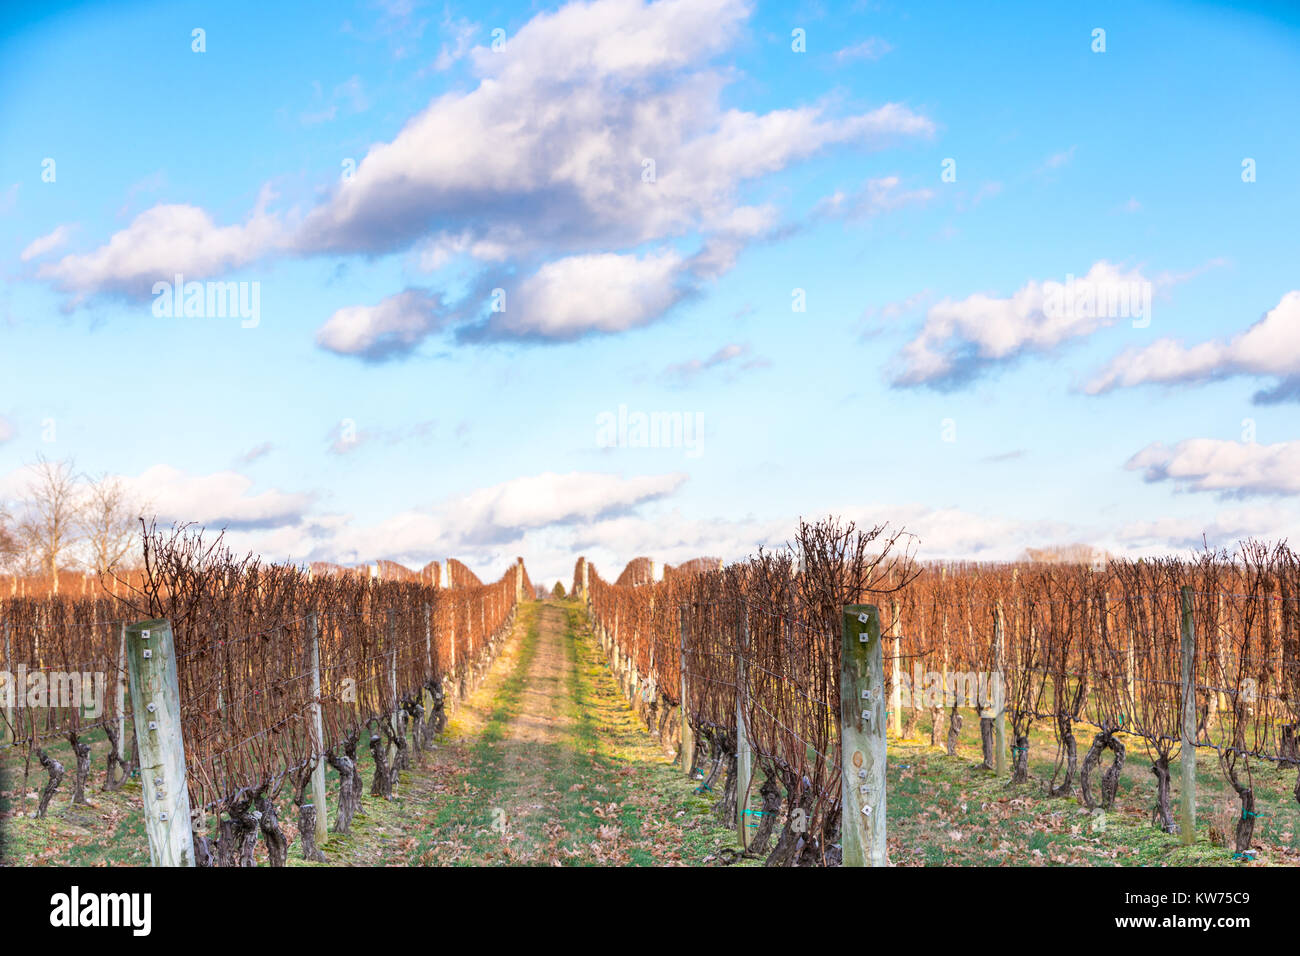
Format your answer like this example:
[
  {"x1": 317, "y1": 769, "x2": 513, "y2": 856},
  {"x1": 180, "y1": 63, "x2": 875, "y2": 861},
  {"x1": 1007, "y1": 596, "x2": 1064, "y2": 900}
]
[
  {"x1": 842, "y1": 605, "x2": 886, "y2": 866},
  {"x1": 890, "y1": 598, "x2": 902, "y2": 737},
  {"x1": 736, "y1": 606, "x2": 753, "y2": 850},
  {"x1": 124, "y1": 619, "x2": 195, "y2": 866},
  {"x1": 1180, "y1": 585, "x2": 1197, "y2": 844},
  {"x1": 679, "y1": 605, "x2": 693, "y2": 775},
  {"x1": 994, "y1": 601, "x2": 1007, "y2": 775},
  {"x1": 115, "y1": 623, "x2": 127, "y2": 764},
  {"x1": 449, "y1": 604, "x2": 461, "y2": 702},
  {"x1": 3, "y1": 621, "x2": 13, "y2": 747},
  {"x1": 308, "y1": 612, "x2": 329, "y2": 848}
]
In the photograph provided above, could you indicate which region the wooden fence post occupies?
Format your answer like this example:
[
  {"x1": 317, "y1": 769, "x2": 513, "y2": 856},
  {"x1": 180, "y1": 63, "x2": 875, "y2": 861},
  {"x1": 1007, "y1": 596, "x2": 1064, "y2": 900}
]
[
  {"x1": 124, "y1": 619, "x2": 195, "y2": 866},
  {"x1": 736, "y1": 606, "x2": 753, "y2": 850},
  {"x1": 308, "y1": 612, "x2": 329, "y2": 848},
  {"x1": 115, "y1": 623, "x2": 127, "y2": 765},
  {"x1": 423, "y1": 602, "x2": 439, "y2": 717},
  {"x1": 448, "y1": 606, "x2": 458, "y2": 702},
  {"x1": 1180, "y1": 585, "x2": 1197, "y2": 844},
  {"x1": 679, "y1": 605, "x2": 693, "y2": 775},
  {"x1": 3, "y1": 621, "x2": 12, "y2": 747},
  {"x1": 841, "y1": 605, "x2": 886, "y2": 866},
  {"x1": 994, "y1": 601, "x2": 1007, "y2": 775},
  {"x1": 890, "y1": 599, "x2": 902, "y2": 737}
]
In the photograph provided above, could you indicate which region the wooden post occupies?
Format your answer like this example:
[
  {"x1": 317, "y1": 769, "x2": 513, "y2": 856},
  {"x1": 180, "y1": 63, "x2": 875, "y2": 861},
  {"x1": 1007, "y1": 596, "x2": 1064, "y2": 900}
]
[
  {"x1": 841, "y1": 605, "x2": 886, "y2": 866},
  {"x1": 124, "y1": 619, "x2": 195, "y2": 866},
  {"x1": 308, "y1": 613, "x2": 329, "y2": 847},
  {"x1": 1180, "y1": 585, "x2": 1197, "y2": 844},
  {"x1": 1215, "y1": 592, "x2": 1229, "y2": 719},
  {"x1": 423, "y1": 604, "x2": 434, "y2": 720},
  {"x1": 387, "y1": 609, "x2": 398, "y2": 714},
  {"x1": 994, "y1": 601, "x2": 1007, "y2": 775},
  {"x1": 2, "y1": 622, "x2": 12, "y2": 747},
  {"x1": 679, "y1": 605, "x2": 693, "y2": 775},
  {"x1": 890, "y1": 599, "x2": 902, "y2": 737},
  {"x1": 448, "y1": 605, "x2": 457, "y2": 694},
  {"x1": 115, "y1": 623, "x2": 126, "y2": 763},
  {"x1": 736, "y1": 607, "x2": 753, "y2": 850}
]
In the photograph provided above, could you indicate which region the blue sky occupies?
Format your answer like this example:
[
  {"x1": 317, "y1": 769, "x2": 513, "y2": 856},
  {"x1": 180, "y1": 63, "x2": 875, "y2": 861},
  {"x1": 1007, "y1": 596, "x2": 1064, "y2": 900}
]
[{"x1": 1, "y1": 0, "x2": 1298, "y2": 585}]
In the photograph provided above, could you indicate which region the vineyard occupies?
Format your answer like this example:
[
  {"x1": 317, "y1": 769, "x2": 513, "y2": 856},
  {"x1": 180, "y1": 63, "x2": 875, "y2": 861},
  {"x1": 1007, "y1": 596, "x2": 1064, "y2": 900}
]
[
  {"x1": 0, "y1": 524, "x2": 529, "y2": 865},
  {"x1": 2, "y1": 517, "x2": 1299, "y2": 867},
  {"x1": 578, "y1": 519, "x2": 1300, "y2": 866}
]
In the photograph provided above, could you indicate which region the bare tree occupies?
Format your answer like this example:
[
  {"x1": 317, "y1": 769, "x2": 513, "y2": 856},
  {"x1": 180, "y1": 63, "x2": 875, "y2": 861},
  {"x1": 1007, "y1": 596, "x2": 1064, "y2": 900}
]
[
  {"x1": 79, "y1": 474, "x2": 142, "y2": 576},
  {"x1": 17, "y1": 456, "x2": 82, "y2": 593},
  {"x1": 0, "y1": 504, "x2": 21, "y2": 571}
]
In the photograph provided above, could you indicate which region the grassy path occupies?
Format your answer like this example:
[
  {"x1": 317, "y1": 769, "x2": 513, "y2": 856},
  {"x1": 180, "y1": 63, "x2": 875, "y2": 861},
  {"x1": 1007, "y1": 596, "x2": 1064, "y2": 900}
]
[{"x1": 398, "y1": 599, "x2": 743, "y2": 865}]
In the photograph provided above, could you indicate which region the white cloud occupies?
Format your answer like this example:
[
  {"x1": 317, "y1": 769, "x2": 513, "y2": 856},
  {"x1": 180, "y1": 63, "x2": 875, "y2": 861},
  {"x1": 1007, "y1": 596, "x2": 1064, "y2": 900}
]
[
  {"x1": 451, "y1": 471, "x2": 686, "y2": 535},
  {"x1": 1041, "y1": 146, "x2": 1077, "y2": 170},
  {"x1": 893, "y1": 261, "x2": 1154, "y2": 389},
  {"x1": 316, "y1": 288, "x2": 447, "y2": 359},
  {"x1": 272, "y1": 470, "x2": 690, "y2": 573},
  {"x1": 816, "y1": 175, "x2": 934, "y2": 220},
  {"x1": 37, "y1": 185, "x2": 285, "y2": 302},
  {"x1": 31, "y1": 0, "x2": 931, "y2": 339},
  {"x1": 122, "y1": 464, "x2": 312, "y2": 530},
  {"x1": 20, "y1": 225, "x2": 71, "y2": 262},
  {"x1": 1086, "y1": 290, "x2": 1300, "y2": 403},
  {"x1": 0, "y1": 463, "x2": 310, "y2": 535},
  {"x1": 430, "y1": 14, "x2": 478, "y2": 71},
  {"x1": 477, "y1": 249, "x2": 690, "y2": 340},
  {"x1": 1126, "y1": 438, "x2": 1300, "y2": 497},
  {"x1": 1115, "y1": 505, "x2": 1293, "y2": 550},
  {"x1": 834, "y1": 36, "x2": 893, "y2": 61},
  {"x1": 294, "y1": 0, "x2": 932, "y2": 267},
  {"x1": 663, "y1": 342, "x2": 767, "y2": 384}
]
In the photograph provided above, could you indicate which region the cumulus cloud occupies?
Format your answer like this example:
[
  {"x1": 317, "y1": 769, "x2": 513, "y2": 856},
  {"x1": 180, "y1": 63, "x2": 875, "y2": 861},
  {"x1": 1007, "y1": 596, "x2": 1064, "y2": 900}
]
[
  {"x1": 1086, "y1": 290, "x2": 1300, "y2": 404},
  {"x1": 893, "y1": 261, "x2": 1153, "y2": 389},
  {"x1": 287, "y1": 470, "x2": 689, "y2": 569},
  {"x1": 121, "y1": 464, "x2": 312, "y2": 530},
  {"x1": 466, "y1": 249, "x2": 693, "y2": 341},
  {"x1": 1125, "y1": 438, "x2": 1300, "y2": 497},
  {"x1": 31, "y1": 0, "x2": 931, "y2": 342},
  {"x1": 449, "y1": 471, "x2": 686, "y2": 539},
  {"x1": 36, "y1": 185, "x2": 285, "y2": 303},
  {"x1": 293, "y1": 0, "x2": 932, "y2": 265},
  {"x1": 316, "y1": 288, "x2": 448, "y2": 359}
]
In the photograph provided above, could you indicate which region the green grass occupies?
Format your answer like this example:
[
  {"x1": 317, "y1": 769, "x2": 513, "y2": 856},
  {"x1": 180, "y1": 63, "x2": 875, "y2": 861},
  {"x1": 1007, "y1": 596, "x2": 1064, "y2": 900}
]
[{"x1": 886, "y1": 709, "x2": 1300, "y2": 866}]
